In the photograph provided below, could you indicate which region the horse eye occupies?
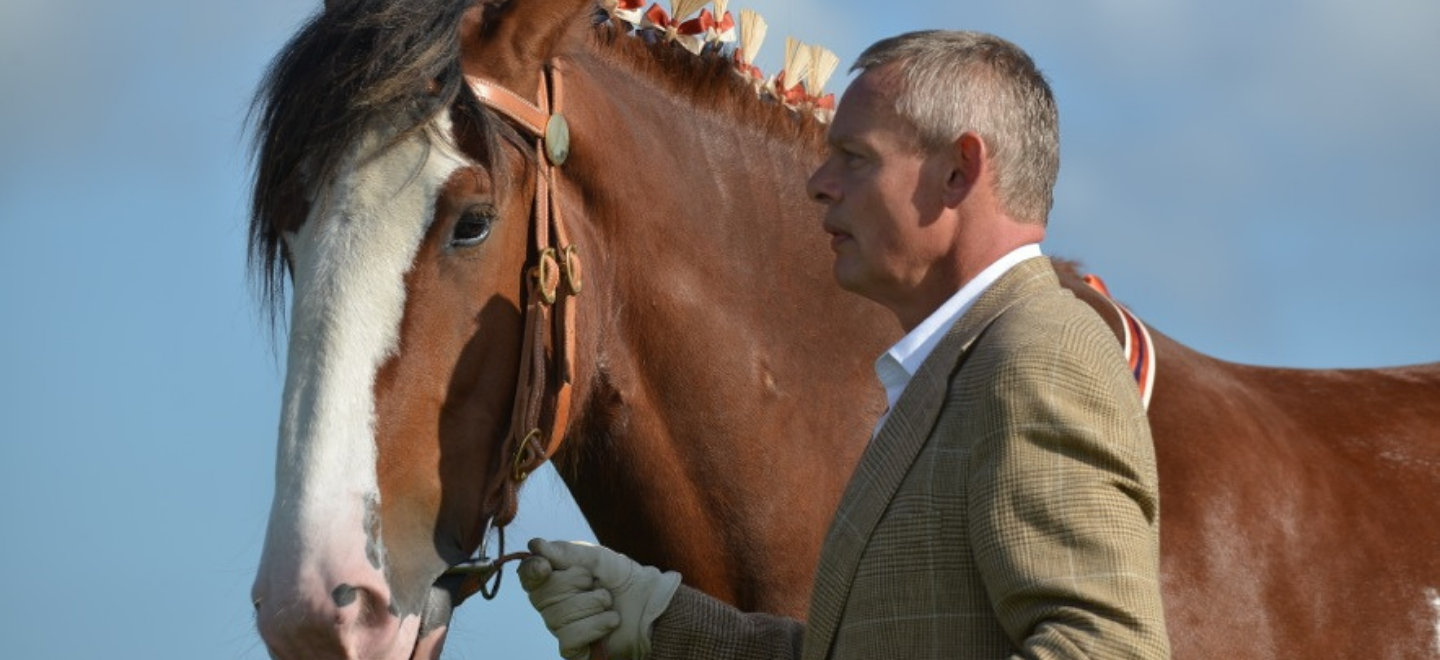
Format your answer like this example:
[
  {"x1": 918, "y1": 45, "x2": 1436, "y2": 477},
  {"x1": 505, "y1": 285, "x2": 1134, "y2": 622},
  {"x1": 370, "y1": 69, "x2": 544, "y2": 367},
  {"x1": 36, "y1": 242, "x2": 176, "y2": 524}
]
[{"x1": 451, "y1": 207, "x2": 494, "y2": 247}]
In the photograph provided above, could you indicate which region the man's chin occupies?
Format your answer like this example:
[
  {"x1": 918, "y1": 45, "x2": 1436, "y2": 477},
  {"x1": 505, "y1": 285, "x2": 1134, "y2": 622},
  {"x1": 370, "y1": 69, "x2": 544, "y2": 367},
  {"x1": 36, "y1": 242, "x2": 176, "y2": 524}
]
[{"x1": 831, "y1": 261, "x2": 867, "y2": 296}]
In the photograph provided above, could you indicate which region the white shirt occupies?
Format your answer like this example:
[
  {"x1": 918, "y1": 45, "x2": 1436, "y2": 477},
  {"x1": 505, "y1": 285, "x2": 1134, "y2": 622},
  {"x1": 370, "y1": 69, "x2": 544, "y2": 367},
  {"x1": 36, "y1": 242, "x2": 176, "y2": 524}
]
[{"x1": 871, "y1": 244, "x2": 1043, "y2": 437}]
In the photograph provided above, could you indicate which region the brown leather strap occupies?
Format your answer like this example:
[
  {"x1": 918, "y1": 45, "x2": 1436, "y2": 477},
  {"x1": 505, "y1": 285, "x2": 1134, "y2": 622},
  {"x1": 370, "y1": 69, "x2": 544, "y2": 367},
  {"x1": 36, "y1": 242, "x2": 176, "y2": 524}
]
[
  {"x1": 464, "y1": 64, "x2": 581, "y2": 527},
  {"x1": 443, "y1": 66, "x2": 588, "y2": 640},
  {"x1": 542, "y1": 61, "x2": 576, "y2": 460},
  {"x1": 468, "y1": 77, "x2": 548, "y2": 136}
]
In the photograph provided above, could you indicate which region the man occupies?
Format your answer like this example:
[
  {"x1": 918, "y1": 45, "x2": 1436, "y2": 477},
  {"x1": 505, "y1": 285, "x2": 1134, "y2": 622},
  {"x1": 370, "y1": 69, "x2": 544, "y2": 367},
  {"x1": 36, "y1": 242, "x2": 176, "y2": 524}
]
[{"x1": 519, "y1": 30, "x2": 1171, "y2": 659}]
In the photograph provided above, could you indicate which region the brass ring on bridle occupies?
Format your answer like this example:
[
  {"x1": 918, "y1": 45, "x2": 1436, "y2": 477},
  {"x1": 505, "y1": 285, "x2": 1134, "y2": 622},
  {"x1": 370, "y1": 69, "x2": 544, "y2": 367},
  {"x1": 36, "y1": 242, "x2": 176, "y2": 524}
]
[
  {"x1": 531, "y1": 248, "x2": 560, "y2": 305},
  {"x1": 560, "y1": 244, "x2": 583, "y2": 295},
  {"x1": 512, "y1": 428, "x2": 543, "y2": 482}
]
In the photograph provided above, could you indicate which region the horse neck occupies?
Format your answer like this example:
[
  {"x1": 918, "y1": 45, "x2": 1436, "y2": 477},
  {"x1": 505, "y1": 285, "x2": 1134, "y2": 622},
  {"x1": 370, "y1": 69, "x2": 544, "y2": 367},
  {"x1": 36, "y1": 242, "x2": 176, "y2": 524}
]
[{"x1": 550, "y1": 44, "x2": 897, "y2": 614}]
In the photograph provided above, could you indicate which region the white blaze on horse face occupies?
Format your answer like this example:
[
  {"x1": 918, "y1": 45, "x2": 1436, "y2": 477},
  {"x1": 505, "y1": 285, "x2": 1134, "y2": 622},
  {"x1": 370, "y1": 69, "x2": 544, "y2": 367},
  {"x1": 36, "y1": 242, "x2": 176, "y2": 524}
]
[{"x1": 255, "y1": 113, "x2": 467, "y2": 650}]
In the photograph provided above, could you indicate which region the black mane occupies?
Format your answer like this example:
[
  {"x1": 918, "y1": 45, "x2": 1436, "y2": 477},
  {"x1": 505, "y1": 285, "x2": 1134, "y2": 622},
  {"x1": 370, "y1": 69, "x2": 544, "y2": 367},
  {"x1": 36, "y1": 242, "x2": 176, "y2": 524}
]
[
  {"x1": 247, "y1": 0, "x2": 828, "y2": 319},
  {"x1": 247, "y1": 0, "x2": 479, "y2": 315}
]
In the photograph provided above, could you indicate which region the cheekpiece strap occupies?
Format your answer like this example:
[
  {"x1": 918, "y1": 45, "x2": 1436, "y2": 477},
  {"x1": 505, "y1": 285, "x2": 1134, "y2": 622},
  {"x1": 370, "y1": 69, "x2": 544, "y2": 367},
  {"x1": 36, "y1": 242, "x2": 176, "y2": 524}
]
[{"x1": 464, "y1": 64, "x2": 581, "y2": 529}]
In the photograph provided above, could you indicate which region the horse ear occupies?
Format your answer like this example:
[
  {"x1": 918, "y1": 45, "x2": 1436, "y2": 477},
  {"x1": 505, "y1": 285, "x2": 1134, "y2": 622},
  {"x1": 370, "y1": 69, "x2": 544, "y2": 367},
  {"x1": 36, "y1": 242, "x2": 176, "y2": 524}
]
[{"x1": 459, "y1": 0, "x2": 596, "y2": 90}]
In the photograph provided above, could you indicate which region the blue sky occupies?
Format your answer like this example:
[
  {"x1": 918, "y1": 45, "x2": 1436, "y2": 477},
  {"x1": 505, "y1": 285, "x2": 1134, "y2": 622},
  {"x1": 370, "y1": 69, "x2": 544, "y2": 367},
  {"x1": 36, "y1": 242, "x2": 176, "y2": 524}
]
[{"x1": 1, "y1": 0, "x2": 1435, "y2": 658}]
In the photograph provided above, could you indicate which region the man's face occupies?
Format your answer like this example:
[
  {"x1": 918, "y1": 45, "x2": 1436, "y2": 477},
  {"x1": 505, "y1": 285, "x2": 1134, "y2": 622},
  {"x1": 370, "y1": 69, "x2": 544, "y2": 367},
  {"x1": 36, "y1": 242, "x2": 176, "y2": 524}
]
[{"x1": 807, "y1": 70, "x2": 954, "y2": 314}]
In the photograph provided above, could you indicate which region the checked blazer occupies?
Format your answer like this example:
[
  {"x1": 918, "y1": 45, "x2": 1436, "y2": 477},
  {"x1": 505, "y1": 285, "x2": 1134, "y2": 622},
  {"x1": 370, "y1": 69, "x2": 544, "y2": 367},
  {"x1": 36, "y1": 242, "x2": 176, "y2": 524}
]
[{"x1": 648, "y1": 257, "x2": 1170, "y2": 659}]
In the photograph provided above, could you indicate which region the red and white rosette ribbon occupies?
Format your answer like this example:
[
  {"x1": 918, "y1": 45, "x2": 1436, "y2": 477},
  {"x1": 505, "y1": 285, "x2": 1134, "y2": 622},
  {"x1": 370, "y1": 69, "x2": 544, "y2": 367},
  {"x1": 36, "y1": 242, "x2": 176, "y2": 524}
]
[
  {"x1": 682, "y1": 8, "x2": 736, "y2": 46},
  {"x1": 609, "y1": 0, "x2": 645, "y2": 27},
  {"x1": 641, "y1": 0, "x2": 709, "y2": 53}
]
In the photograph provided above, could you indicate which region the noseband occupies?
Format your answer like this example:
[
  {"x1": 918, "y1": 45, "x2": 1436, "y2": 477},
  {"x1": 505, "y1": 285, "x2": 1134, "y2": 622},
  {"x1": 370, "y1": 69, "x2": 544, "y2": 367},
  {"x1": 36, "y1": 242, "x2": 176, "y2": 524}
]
[{"x1": 442, "y1": 62, "x2": 582, "y2": 601}]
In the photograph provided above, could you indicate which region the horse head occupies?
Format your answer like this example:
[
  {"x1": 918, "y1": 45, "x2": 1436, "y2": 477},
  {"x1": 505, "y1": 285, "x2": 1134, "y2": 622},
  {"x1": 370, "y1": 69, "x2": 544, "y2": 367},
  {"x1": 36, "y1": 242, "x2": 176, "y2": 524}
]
[{"x1": 249, "y1": 0, "x2": 600, "y2": 657}]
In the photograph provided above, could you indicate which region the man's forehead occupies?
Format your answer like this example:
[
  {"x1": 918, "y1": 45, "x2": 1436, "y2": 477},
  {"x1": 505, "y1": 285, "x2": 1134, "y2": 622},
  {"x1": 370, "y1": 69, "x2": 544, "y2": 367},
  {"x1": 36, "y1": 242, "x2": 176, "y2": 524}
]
[
  {"x1": 830, "y1": 70, "x2": 910, "y2": 143},
  {"x1": 840, "y1": 69, "x2": 900, "y2": 108},
  {"x1": 855, "y1": 60, "x2": 910, "y2": 97}
]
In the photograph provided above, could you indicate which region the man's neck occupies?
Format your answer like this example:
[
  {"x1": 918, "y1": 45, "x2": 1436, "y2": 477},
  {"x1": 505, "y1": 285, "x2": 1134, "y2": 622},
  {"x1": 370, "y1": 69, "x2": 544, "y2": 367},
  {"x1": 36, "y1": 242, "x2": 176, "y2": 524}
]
[{"x1": 892, "y1": 231, "x2": 1046, "y2": 331}]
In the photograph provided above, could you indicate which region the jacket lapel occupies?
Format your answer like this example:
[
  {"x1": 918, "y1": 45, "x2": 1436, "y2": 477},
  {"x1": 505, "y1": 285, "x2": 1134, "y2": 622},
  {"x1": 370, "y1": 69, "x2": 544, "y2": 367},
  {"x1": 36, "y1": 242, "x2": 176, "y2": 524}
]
[{"x1": 801, "y1": 257, "x2": 1059, "y2": 660}]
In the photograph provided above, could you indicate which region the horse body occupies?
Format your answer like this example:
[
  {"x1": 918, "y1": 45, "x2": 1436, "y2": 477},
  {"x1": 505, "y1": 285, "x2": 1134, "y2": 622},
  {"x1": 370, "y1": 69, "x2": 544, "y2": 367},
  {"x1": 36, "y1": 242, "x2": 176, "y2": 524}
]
[
  {"x1": 543, "y1": 45, "x2": 898, "y2": 615},
  {"x1": 1069, "y1": 293, "x2": 1440, "y2": 658},
  {"x1": 248, "y1": 1, "x2": 1440, "y2": 658}
]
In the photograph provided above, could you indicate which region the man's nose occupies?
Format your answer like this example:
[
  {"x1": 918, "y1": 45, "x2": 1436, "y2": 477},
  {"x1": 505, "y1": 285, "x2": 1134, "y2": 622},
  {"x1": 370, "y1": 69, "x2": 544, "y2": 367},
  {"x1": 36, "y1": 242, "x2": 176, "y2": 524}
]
[{"x1": 806, "y1": 162, "x2": 837, "y2": 204}]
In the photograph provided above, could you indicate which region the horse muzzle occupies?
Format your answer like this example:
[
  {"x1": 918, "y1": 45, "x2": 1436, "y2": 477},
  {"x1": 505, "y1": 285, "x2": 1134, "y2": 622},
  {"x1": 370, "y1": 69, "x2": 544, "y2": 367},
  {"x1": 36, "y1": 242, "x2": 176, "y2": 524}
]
[{"x1": 254, "y1": 574, "x2": 454, "y2": 660}]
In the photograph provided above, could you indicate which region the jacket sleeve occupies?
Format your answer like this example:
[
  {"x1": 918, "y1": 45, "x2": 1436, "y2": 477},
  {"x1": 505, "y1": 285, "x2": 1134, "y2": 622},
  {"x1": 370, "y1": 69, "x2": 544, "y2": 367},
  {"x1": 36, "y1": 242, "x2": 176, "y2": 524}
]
[
  {"x1": 963, "y1": 309, "x2": 1171, "y2": 659},
  {"x1": 647, "y1": 585, "x2": 806, "y2": 660}
]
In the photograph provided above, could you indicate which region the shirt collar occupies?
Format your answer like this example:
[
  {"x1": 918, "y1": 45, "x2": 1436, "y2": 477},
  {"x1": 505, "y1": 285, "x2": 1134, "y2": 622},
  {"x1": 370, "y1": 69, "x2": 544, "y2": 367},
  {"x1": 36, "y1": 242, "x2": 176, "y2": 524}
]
[{"x1": 874, "y1": 244, "x2": 1043, "y2": 414}]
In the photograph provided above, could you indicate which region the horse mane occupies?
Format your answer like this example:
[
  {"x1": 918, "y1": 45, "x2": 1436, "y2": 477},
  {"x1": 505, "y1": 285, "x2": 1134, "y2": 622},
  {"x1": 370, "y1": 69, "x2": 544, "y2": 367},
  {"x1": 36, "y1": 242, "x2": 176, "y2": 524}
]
[
  {"x1": 587, "y1": 24, "x2": 830, "y2": 150},
  {"x1": 1049, "y1": 257, "x2": 1085, "y2": 281},
  {"x1": 248, "y1": 0, "x2": 831, "y2": 321},
  {"x1": 247, "y1": 0, "x2": 493, "y2": 319}
]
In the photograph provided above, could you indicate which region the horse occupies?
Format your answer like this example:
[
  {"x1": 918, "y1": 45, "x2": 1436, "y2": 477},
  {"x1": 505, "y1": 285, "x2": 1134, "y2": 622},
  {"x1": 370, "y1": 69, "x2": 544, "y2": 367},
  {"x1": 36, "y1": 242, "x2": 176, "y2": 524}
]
[{"x1": 246, "y1": 0, "x2": 1440, "y2": 658}]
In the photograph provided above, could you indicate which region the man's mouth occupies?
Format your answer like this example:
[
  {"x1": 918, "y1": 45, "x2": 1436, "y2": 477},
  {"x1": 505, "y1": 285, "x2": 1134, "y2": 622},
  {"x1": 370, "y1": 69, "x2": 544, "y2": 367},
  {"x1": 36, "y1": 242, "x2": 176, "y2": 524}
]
[{"x1": 823, "y1": 221, "x2": 851, "y2": 250}]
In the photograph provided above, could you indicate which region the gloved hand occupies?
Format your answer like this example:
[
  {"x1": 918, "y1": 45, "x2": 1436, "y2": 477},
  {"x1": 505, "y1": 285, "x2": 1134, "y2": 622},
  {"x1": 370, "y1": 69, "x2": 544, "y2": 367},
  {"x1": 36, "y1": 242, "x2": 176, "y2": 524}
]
[{"x1": 519, "y1": 538, "x2": 681, "y2": 660}]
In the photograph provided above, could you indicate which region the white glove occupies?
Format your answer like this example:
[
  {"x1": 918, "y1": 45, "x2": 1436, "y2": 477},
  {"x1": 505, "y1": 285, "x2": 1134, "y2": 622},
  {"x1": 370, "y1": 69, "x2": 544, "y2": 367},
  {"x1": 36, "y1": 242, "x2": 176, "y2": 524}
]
[{"x1": 519, "y1": 538, "x2": 681, "y2": 660}]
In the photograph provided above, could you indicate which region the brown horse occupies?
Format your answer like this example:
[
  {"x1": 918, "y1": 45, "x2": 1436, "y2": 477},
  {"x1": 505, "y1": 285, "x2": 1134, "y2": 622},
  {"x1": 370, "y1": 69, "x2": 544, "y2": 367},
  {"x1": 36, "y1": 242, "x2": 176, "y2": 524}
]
[{"x1": 247, "y1": 1, "x2": 1440, "y2": 658}]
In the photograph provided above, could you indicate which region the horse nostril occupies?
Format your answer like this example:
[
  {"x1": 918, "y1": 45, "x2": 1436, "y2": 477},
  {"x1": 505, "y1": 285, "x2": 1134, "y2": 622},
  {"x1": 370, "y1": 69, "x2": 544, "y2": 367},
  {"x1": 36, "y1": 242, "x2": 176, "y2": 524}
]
[
  {"x1": 332, "y1": 583, "x2": 360, "y2": 608},
  {"x1": 327, "y1": 583, "x2": 398, "y2": 628}
]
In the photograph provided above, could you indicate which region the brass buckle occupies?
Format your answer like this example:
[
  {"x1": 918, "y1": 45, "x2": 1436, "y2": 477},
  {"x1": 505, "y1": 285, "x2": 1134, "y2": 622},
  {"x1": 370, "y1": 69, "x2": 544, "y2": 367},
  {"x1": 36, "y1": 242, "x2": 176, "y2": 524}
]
[
  {"x1": 512, "y1": 428, "x2": 543, "y2": 482},
  {"x1": 530, "y1": 248, "x2": 560, "y2": 305},
  {"x1": 559, "y1": 244, "x2": 583, "y2": 295}
]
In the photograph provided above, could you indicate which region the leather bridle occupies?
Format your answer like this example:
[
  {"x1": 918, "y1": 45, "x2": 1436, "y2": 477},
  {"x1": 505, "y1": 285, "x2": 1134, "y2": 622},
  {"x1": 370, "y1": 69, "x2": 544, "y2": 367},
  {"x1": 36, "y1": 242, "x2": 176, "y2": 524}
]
[{"x1": 441, "y1": 61, "x2": 583, "y2": 601}]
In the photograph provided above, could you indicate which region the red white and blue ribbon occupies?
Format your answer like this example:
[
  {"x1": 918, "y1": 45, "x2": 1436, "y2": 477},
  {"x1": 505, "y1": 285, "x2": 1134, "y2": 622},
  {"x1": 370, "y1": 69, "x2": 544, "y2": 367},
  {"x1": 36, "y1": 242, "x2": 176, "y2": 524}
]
[{"x1": 1083, "y1": 274, "x2": 1157, "y2": 410}]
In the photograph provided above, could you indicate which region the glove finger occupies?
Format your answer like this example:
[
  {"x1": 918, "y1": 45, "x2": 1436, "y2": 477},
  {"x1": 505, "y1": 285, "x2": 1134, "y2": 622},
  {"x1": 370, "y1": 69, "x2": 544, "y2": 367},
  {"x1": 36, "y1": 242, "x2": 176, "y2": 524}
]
[
  {"x1": 528, "y1": 565, "x2": 599, "y2": 610},
  {"x1": 529, "y1": 538, "x2": 591, "y2": 571},
  {"x1": 530, "y1": 539, "x2": 632, "y2": 588},
  {"x1": 555, "y1": 610, "x2": 620, "y2": 659},
  {"x1": 518, "y1": 556, "x2": 554, "y2": 591},
  {"x1": 539, "y1": 588, "x2": 614, "y2": 631}
]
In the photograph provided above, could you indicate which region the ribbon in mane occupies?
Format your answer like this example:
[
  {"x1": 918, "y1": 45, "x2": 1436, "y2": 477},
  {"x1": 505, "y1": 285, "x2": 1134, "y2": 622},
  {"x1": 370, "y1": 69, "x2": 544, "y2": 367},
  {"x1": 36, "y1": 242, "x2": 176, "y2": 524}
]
[{"x1": 604, "y1": 0, "x2": 839, "y2": 119}]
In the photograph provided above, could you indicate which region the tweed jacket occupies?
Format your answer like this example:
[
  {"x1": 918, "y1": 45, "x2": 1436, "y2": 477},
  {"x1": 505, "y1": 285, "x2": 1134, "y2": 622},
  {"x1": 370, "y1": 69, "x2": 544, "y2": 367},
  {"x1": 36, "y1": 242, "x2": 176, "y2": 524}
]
[{"x1": 648, "y1": 257, "x2": 1170, "y2": 659}]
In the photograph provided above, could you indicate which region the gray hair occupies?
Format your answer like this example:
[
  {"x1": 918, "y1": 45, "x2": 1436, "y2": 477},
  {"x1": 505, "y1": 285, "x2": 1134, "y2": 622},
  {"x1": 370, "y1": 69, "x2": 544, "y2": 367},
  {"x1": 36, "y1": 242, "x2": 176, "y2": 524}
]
[{"x1": 853, "y1": 30, "x2": 1060, "y2": 225}]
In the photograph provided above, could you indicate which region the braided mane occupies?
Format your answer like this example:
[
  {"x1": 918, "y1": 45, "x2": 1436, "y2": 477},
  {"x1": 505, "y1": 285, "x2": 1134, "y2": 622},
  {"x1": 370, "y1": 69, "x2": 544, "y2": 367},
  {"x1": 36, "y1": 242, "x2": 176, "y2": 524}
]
[
  {"x1": 588, "y1": 24, "x2": 830, "y2": 146},
  {"x1": 248, "y1": 0, "x2": 833, "y2": 319}
]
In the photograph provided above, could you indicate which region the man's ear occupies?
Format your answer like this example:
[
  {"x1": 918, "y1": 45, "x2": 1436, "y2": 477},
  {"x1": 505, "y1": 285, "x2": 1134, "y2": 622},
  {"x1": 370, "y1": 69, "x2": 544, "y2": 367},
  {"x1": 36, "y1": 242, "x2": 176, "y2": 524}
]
[{"x1": 942, "y1": 131, "x2": 985, "y2": 208}]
